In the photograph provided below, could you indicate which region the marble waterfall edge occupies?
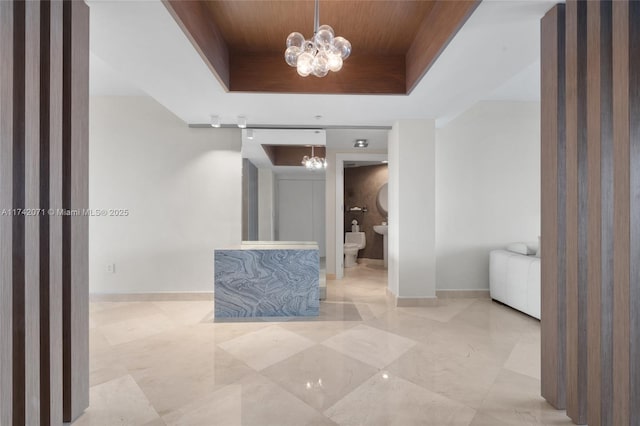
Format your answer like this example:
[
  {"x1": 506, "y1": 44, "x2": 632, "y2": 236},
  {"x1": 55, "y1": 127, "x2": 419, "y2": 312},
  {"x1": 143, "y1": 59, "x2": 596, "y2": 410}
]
[{"x1": 214, "y1": 248, "x2": 320, "y2": 318}]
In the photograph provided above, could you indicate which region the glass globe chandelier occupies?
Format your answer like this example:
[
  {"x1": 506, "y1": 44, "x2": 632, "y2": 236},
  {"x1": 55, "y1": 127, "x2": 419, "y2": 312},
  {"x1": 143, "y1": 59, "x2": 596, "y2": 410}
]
[
  {"x1": 284, "y1": 0, "x2": 351, "y2": 77},
  {"x1": 302, "y1": 146, "x2": 327, "y2": 170}
]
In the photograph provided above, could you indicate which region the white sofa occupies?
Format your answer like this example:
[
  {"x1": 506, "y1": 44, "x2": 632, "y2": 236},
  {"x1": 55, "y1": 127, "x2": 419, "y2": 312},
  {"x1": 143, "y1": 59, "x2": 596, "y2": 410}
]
[{"x1": 489, "y1": 249, "x2": 540, "y2": 319}]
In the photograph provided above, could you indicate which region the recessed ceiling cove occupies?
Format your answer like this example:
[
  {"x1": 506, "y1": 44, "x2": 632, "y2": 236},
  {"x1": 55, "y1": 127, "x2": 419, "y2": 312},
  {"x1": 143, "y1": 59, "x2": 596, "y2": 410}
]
[
  {"x1": 163, "y1": 0, "x2": 480, "y2": 95},
  {"x1": 262, "y1": 145, "x2": 327, "y2": 167}
]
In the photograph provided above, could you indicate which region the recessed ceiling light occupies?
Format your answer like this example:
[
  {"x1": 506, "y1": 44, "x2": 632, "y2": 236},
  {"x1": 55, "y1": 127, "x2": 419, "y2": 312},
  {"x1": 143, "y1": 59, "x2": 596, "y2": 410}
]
[
  {"x1": 246, "y1": 129, "x2": 254, "y2": 140},
  {"x1": 210, "y1": 115, "x2": 220, "y2": 128},
  {"x1": 381, "y1": 160, "x2": 388, "y2": 164},
  {"x1": 354, "y1": 139, "x2": 368, "y2": 148},
  {"x1": 237, "y1": 116, "x2": 247, "y2": 129}
]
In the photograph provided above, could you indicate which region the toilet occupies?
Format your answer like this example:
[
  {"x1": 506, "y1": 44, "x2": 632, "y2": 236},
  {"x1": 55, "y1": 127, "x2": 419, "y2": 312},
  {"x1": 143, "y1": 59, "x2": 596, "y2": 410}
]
[{"x1": 344, "y1": 232, "x2": 366, "y2": 268}]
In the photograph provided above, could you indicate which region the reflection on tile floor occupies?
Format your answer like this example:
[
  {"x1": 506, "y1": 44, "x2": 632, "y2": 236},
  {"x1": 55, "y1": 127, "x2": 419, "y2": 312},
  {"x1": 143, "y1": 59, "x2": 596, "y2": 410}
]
[{"x1": 75, "y1": 260, "x2": 573, "y2": 425}]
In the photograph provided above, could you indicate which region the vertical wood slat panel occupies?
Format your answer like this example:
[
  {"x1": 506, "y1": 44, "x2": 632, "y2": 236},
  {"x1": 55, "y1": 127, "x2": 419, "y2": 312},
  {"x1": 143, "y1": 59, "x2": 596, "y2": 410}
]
[
  {"x1": 598, "y1": 2, "x2": 615, "y2": 424},
  {"x1": 565, "y1": 1, "x2": 588, "y2": 423},
  {"x1": 2, "y1": 1, "x2": 88, "y2": 423},
  {"x1": 628, "y1": 1, "x2": 640, "y2": 423},
  {"x1": 612, "y1": 2, "x2": 630, "y2": 425},
  {"x1": 12, "y1": 0, "x2": 27, "y2": 423},
  {"x1": 62, "y1": 0, "x2": 90, "y2": 421},
  {"x1": 47, "y1": 1, "x2": 65, "y2": 423},
  {"x1": 71, "y1": 0, "x2": 90, "y2": 416},
  {"x1": 575, "y1": 14, "x2": 590, "y2": 425},
  {"x1": 541, "y1": 3, "x2": 566, "y2": 410},
  {"x1": 586, "y1": 1, "x2": 603, "y2": 424},
  {"x1": 544, "y1": 2, "x2": 640, "y2": 424},
  {"x1": 39, "y1": 2, "x2": 52, "y2": 422},
  {"x1": 25, "y1": 1, "x2": 42, "y2": 424},
  {"x1": 564, "y1": 0, "x2": 578, "y2": 413},
  {"x1": 0, "y1": 1, "x2": 14, "y2": 425}
]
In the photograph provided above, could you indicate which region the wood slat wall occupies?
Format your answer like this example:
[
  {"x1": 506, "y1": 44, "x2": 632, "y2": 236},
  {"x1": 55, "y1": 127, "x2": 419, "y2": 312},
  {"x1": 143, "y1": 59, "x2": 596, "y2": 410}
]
[
  {"x1": 586, "y1": 1, "x2": 603, "y2": 423},
  {"x1": 0, "y1": 1, "x2": 15, "y2": 425},
  {"x1": 63, "y1": 0, "x2": 90, "y2": 420},
  {"x1": 540, "y1": 3, "x2": 566, "y2": 410},
  {"x1": 541, "y1": 1, "x2": 640, "y2": 424},
  {"x1": 0, "y1": 1, "x2": 89, "y2": 424},
  {"x1": 565, "y1": 1, "x2": 588, "y2": 423},
  {"x1": 612, "y1": 2, "x2": 630, "y2": 425},
  {"x1": 628, "y1": 1, "x2": 640, "y2": 423}
]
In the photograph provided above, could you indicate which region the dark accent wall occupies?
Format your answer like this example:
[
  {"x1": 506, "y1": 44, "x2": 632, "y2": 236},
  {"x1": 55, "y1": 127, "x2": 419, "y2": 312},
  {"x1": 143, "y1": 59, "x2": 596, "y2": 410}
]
[
  {"x1": 541, "y1": 1, "x2": 639, "y2": 424},
  {"x1": 344, "y1": 164, "x2": 388, "y2": 260},
  {"x1": 0, "y1": 1, "x2": 89, "y2": 424}
]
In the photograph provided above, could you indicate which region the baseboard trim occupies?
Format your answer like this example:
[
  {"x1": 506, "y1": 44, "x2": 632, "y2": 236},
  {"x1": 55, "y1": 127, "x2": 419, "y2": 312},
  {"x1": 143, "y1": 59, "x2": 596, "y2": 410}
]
[
  {"x1": 385, "y1": 287, "x2": 397, "y2": 305},
  {"x1": 90, "y1": 288, "x2": 328, "y2": 302},
  {"x1": 359, "y1": 258, "x2": 384, "y2": 266},
  {"x1": 436, "y1": 289, "x2": 490, "y2": 299},
  {"x1": 90, "y1": 292, "x2": 215, "y2": 302},
  {"x1": 395, "y1": 297, "x2": 440, "y2": 307},
  {"x1": 385, "y1": 288, "x2": 439, "y2": 307}
]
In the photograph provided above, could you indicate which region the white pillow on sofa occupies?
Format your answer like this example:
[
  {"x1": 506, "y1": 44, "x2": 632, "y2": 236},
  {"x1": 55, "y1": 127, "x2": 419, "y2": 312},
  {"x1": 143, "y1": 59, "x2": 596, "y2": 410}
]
[{"x1": 506, "y1": 242, "x2": 537, "y2": 256}]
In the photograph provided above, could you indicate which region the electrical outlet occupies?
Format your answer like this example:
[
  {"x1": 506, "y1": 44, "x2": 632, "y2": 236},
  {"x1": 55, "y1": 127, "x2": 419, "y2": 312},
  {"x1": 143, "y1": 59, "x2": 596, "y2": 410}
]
[{"x1": 107, "y1": 263, "x2": 116, "y2": 274}]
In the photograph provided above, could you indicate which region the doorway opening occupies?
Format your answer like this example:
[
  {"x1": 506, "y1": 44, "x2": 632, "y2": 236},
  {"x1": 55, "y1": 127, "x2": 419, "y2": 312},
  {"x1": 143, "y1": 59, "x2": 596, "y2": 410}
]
[{"x1": 334, "y1": 153, "x2": 388, "y2": 279}]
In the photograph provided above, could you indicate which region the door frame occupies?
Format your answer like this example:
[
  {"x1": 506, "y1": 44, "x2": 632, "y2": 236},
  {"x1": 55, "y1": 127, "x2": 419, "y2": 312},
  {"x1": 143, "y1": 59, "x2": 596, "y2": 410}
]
[{"x1": 334, "y1": 153, "x2": 388, "y2": 279}]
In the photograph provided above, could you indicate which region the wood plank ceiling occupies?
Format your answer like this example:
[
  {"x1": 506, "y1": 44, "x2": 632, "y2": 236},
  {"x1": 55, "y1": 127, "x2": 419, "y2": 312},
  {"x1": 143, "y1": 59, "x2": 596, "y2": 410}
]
[{"x1": 163, "y1": 0, "x2": 480, "y2": 94}]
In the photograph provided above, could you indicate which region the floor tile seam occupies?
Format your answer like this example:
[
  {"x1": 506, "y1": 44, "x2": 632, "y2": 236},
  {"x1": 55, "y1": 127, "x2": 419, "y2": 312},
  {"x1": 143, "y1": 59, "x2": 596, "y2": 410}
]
[
  {"x1": 319, "y1": 340, "x2": 392, "y2": 371},
  {"x1": 260, "y1": 351, "x2": 379, "y2": 419},
  {"x1": 380, "y1": 369, "x2": 484, "y2": 415},
  {"x1": 253, "y1": 372, "x2": 336, "y2": 423},
  {"x1": 94, "y1": 311, "x2": 180, "y2": 336},
  {"x1": 100, "y1": 373, "x2": 164, "y2": 422}
]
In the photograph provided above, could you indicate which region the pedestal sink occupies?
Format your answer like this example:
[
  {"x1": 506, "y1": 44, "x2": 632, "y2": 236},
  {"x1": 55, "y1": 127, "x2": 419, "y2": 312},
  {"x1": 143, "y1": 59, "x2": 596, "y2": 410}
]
[{"x1": 373, "y1": 225, "x2": 388, "y2": 268}]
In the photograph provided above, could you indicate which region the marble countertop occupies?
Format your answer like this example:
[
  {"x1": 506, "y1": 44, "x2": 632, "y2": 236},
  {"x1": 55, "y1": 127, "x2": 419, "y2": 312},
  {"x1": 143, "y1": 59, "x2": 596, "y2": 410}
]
[{"x1": 219, "y1": 241, "x2": 320, "y2": 250}]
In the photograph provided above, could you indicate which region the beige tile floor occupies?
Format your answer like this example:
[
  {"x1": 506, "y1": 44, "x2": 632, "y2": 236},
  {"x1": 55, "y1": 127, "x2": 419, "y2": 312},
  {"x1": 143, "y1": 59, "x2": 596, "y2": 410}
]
[{"x1": 74, "y1": 261, "x2": 573, "y2": 426}]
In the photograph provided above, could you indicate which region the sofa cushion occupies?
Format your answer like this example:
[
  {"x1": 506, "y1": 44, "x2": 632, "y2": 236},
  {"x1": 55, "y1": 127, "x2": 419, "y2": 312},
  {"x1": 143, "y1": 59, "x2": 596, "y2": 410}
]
[{"x1": 506, "y1": 242, "x2": 536, "y2": 256}]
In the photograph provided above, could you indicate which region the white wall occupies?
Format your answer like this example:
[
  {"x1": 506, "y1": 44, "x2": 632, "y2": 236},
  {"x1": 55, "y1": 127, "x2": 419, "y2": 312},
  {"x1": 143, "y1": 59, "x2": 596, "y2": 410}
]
[
  {"x1": 387, "y1": 129, "x2": 400, "y2": 296},
  {"x1": 435, "y1": 101, "x2": 540, "y2": 290},
  {"x1": 388, "y1": 120, "x2": 436, "y2": 299},
  {"x1": 258, "y1": 168, "x2": 275, "y2": 241},
  {"x1": 275, "y1": 174, "x2": 326, "y2": 257},
  {"x1": 89, "y1": 96, "x2": 242, "y2": 294}
]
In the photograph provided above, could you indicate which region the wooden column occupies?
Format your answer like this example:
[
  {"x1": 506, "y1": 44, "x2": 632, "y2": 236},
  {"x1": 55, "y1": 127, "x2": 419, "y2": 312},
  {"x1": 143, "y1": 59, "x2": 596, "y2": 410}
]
[
  {"x1": 585, "y1": 1, "x2": 604, "y2": 425},
  {"x1": 565, "y1": 1, "x2": 588, "y2": 422},
  {"x1": 612, "y1": 1, "x2": 630, "y2": 425},
  {"x1": 25, "y1": 1, "x2": 42, "y2": 423},
  {"x1": 541, "y1": 3, "x2": 566, "y2": 410},
  {"x1": 0, "y1": 1, "x2": 89, "y2": 424},
  {"x1": 41, "y1": 0, "x2": 65, "y2": 424},
  {"x1": 628, "y1": 1, "x2": 640, "y2": 424},
  {"x1": 542, "y1": 1, "x2": 640, "y2": 424},
  {"x1": 62, "y1": 0, "x2": 90, "y2": 420},
  {"x1": 0, "y1": 1, "x2": 15, "y2": 425}
]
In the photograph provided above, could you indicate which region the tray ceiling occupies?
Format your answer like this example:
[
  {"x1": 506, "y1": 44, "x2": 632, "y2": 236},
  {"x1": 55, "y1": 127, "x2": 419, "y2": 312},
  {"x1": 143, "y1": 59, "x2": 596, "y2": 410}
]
[{"x1": 163, "y1": 0, "x2": 480, "y2": 94}]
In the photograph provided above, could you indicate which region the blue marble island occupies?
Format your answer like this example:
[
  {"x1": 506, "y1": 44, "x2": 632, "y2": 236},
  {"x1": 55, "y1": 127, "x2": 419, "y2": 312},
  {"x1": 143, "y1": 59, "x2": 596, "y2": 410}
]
[{"x1": 214, "y1": 242, "x2": 320, "y2": 318}]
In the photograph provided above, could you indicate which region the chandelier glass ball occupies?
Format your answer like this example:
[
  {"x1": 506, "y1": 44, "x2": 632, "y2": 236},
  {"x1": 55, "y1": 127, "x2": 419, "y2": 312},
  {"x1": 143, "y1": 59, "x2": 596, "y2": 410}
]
[
  {"x1": 284, "y1": 25, "x2": 351, "y2": 78},
  {"x1": 301, "y1": 146, "x2": 327, "y2": 170},
  {"x1": 302, "y1": 155, "x2": 327, "y2": 170}
]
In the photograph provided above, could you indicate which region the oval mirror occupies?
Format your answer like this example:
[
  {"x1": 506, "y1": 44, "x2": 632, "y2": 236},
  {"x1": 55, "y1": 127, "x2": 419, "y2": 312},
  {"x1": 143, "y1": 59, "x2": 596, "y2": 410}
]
[{"x1": 377, "y1": 182, "x2": 388, "y2": 216}]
